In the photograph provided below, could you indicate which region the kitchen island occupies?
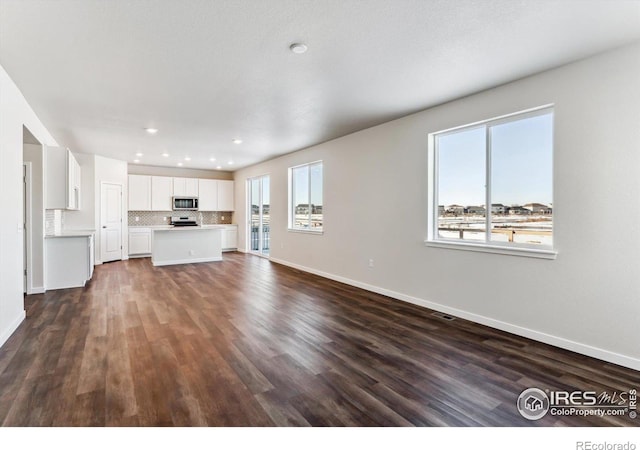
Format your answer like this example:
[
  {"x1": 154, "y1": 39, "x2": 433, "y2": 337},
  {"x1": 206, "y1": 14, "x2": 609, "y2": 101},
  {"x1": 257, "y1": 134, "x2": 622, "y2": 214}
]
[
  {"x1": 151, "y1": 225, "x2": 225, "y2": 266},
  {"x1": 45, "y1": 230, "x2": 95, "y2": 290}
]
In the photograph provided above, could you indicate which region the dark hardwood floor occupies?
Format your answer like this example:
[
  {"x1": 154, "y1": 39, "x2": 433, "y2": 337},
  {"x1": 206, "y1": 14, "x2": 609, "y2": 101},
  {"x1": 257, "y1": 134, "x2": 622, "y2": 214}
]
[{"x1": 0, "y1": 253, "x2": 638, "y2": 426}]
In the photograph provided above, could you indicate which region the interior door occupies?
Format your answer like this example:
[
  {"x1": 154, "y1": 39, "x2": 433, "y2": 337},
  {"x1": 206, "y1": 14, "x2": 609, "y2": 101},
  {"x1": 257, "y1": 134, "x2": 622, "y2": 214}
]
[
  {"x1": 101, "y1": 183, "x2": 122, "y2": 263},
  {"x1": 248, "y1": 175, "x2": 269, "y2": 256}
]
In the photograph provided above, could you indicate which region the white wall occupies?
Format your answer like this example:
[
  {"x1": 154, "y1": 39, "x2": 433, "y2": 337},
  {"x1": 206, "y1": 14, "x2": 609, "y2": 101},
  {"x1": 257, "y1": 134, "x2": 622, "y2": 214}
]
[
  {"x1": 94, "y1": 155, "x2": 128, "y2": 263},
  {"x1": 23, "y1": 143, "x2": 45, "y2": 293},
  {"x1": 63, "y1": 152, "x2": 96, "y2": 231},
  {"x1": 234, "y1": 43, "x2": 640, "y2": 370},
  {"x1": 0, "y1": 64, "x2": 57, "y2": 347},
  {"x1": 128, "y1": 164, "x2": 233, "y2": 180}
]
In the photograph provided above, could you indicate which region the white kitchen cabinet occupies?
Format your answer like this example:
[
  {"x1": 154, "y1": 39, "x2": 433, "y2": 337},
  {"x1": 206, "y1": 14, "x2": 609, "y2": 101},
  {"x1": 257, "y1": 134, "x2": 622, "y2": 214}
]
[
  {"x1": 151, "y1": 176, "x2": 173, "y2": 211},
  {"x1": 67, "y1": 154, "x2": 81, "y2": 210},
  {"x1": 198, "y1": 179, "x2": 218, "y2": 211},
  {"x1": 46, "y1": 146, "x2": 81, "y2": 210},
  {"x1": 128, "y1": 175, "x2": 152, "y2": 211},
  {"x1": 173, "y1": 177, "x2": 199, "y2": 196},
  {"x1": 217, "y1": 180, "x2": 234, "y2": 211},
  {"x1": 45, "y1": 233, "x2": 94, "y2": 290},
  {"x1": 221, "y1": 225, "x2": 238, "y2": 251},
  {"x1": 129, "y1": 227, "x2": 152, "y2": 256}
]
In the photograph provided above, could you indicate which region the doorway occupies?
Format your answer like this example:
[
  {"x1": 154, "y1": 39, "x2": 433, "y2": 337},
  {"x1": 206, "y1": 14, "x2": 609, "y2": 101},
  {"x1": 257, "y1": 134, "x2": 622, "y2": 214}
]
[
  {"x1": 100, "y1": 182, "x2": 123, "y2": 263},
  {"x1": 248, "y1": 175, "x2": 270, "y2": 257},
  {"x1": 23, "y1": 163, "x2": 32, "y2": 294}
]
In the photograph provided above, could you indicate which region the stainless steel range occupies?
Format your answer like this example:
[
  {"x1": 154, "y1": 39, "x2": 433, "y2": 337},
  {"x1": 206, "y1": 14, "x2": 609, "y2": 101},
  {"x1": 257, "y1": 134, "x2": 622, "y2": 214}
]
[{"x1": 170, "y1": 216, "x2": 198, "y2": 227}]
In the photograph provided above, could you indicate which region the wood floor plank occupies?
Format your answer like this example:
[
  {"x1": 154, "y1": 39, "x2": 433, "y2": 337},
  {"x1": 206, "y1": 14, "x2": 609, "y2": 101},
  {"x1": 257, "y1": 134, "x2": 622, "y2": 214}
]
[{"x1": 0, "y1": 253, "x2": 637, "y2": 426}]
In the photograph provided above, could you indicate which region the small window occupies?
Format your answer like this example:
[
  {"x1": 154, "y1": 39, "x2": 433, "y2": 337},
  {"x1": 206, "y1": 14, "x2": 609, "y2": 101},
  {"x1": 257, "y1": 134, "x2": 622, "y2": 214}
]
[
  {"x1": 427, "y1": 106, "x2": 555, "y2": 258},
  {"x1": 289, "y1": 161, "x2": 323, "y2": 233}
]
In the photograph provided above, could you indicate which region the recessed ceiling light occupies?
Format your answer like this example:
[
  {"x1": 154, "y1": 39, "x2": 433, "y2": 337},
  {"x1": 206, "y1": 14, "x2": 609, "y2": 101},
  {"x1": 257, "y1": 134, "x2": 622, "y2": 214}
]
[
  {"x1": 209, "y1": 157, "x2": 216, "y2": 162},
  {"x1": 232, "y1": 139, "x2": 242, "y2": 144},
  {"x1": 133, "y1": 159, "x2": 140, "y2": 164},
  {"x1": 177, "y1": 162, "x2": 183, "y2": 167},
  {"x1": 162, "y1": 152, "x2": 169, "y2": 157},
  {"x1": 135, "y1": 152, "x2": 143, "y2": 157},
  {"x1": 216, "y1": 165, "x2": 222, "y2": 170},
  {"x1": 289, "y1": 43, "x2": 307, "y2": 54},
  {"x1": 184, "y1": 156, "x2": 191, "y2": 161},
  {"x1": 228, "y1": 161, "x2": 234, "y2": 165},
  {"x1": 145, "y1": 128, "x2": 158, "y2": 134}
]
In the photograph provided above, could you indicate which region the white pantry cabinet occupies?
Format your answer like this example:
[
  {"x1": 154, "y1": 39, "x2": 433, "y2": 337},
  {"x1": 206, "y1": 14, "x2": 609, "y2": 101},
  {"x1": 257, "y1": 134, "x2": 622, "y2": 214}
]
[
  {"x1": 198, "y1": 179, "x2": 218, "y2": 211},
  {"x1": 151, "y1": 176, "x2": 173, "y2": 211},
  {"x1": 217, "y1": 180, "x2": 234, "y2": 211},
  {"x1": 128, "y1": 175, "x2": 152, "y2": 211},
  {"x1": 46, "y1": 146, "x2": 81, "y2": 210},
  {"x1": 173, "y1": 177, "x2": 199, "y2": 196},
  {"x1": 129, "y1": 227, "x2": 152, "y2": 256}
]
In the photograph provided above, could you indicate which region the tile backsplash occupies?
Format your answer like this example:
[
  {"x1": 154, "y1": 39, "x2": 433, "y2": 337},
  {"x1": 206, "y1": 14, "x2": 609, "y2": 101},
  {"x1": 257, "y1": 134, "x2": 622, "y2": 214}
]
[
  {"x1": 128, "y1": 211, "x2": 233, "y2": 226},
  {"x1": 45, "y1": 209, "x2": 62, "y2": 235}
]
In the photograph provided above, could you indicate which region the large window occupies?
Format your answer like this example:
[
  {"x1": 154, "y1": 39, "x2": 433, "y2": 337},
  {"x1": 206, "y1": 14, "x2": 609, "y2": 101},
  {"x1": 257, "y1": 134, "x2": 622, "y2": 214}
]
[
  {"x1": 289, "y1": 161, "x2": 323, "y2": 232},
  {"x1": 428, "y1": 106, "x2": 555, "y2": 257}
]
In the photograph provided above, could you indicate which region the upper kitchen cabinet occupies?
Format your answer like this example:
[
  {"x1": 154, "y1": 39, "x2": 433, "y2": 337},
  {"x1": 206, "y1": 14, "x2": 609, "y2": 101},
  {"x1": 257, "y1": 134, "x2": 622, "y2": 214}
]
[
  {"x1": 217, "y1": 180, "x2": 234, "y2": 211},
  {"x1": 45, "y1": 146, "x2": 81, "y2": 210},
  {"x1": 128, "y1": 175, "x2": 152, "y2": 210},
  {"x1": 151, "y1": 176, "x2": 173, "y2": 211},
  {"x1": 198, "y1": 179, "x2": 218, "y2": 211},
  {"x1": 173, "y1": 177, "x2": 198, "y2": 196}
]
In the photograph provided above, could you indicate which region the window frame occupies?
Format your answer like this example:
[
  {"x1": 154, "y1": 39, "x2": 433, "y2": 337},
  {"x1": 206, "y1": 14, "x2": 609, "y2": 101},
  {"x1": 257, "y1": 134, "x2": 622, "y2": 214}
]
[
  {"x1": 288, "y1": 160, "x2": 323, "y2": 234},
  {"x1": 426, "y1": 105, "x2": 557, "y2": 259}
]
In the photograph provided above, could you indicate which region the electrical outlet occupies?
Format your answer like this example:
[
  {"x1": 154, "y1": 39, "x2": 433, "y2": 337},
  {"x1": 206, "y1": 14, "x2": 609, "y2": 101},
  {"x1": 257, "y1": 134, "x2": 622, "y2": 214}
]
[
  {"x1": 189, "y1": 250, "x2": 195, "y2": 256},
  {"x1": 221, "y1": 216, "x2": 225, "y2": 220},
  {"x1": 135, "y1": 216, "x2": 139, "y2": 222},
  {"x1": 368, "y1": 259, "x2": 374, "y2": 268}
]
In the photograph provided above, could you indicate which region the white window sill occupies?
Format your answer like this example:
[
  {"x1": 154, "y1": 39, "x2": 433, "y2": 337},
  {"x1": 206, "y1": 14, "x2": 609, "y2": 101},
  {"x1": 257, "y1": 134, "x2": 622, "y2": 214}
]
[
  {"x1": 288, "y1": 228, "x2": 324, "y2": 235},
  {"x1": 424, "y1": 240, "x2": 557, "y2": 259}
]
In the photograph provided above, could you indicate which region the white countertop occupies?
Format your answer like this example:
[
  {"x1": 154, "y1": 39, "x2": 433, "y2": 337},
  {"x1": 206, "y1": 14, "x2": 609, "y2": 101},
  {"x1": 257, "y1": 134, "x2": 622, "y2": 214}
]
[
  {"x1": 151, "y1": 225, "x2": 227, "y2": 231},
  {"x1": 45, "y1": 229, "x2": 96, "y2": 238},
  {"x1": 129, "y1": 224, "x2": 237, "y2": 229}
]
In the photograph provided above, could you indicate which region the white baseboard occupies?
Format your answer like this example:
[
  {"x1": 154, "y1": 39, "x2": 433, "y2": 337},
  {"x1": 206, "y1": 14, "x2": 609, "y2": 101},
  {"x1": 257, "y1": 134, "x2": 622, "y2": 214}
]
[
  {"x1": 0, "y1": 311, "x2": 26, "y2": 349},
  {"x1": 269, "y1": 257, "x2": 640, "y2": 371},
  {"x1": 30, "y1": 286, "x2": 45, "y2": 294},
  {"x1": 152, "y1": 256, "x2": 223, "y2": 267}
]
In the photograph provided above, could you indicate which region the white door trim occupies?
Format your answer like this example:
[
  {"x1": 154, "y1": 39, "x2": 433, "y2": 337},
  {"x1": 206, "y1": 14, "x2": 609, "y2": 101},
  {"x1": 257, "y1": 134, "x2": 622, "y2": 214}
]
[
  {"x1": 247, "y1": 174, "x2": 270, "y2": 259},
  {"x1": 100, "y1": 181, "x2": 123, "y2": 263},
  {"x1": 23, "y1": 162, "x2": 33, "y2": 295}
]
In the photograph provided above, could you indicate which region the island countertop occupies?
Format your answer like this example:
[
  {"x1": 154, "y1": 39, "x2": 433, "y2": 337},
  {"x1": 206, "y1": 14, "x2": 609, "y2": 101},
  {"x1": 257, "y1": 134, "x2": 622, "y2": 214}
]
[
  {"x1": 45, "y1": 229, "x2": 96, "y2": 238},
  {"x1": 151, "y1": 225, "x2": 227, "y2": 231}
]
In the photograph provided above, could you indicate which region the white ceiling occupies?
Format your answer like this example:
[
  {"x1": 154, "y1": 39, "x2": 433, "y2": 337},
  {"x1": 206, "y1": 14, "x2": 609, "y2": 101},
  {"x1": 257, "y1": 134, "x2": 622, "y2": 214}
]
[{"x1": 1, "y1": 0, "x2": 639, "y2": 171}]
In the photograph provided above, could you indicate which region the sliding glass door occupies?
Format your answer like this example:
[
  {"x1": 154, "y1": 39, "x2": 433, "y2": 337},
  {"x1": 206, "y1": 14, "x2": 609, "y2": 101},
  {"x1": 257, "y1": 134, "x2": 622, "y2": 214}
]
[{"x1": 248, "y1": 175, "x2": 270, "y2": 256}]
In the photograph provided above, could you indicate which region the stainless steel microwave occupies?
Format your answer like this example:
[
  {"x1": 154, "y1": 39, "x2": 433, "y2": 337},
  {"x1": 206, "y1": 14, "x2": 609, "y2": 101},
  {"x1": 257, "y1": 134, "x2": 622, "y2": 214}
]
[{"x1": 172, "y1": 196, "x2": 199, "y2": 211}]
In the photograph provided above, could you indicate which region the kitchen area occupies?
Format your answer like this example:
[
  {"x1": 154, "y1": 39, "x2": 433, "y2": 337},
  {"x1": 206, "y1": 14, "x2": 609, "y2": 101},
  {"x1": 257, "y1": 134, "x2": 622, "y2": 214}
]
[
  {"x1": 32, "y1": 145, "x2": 236, "y2": 293},
  {"x1": 127, "y1": 173, "x2": 237, "y2": 266}
]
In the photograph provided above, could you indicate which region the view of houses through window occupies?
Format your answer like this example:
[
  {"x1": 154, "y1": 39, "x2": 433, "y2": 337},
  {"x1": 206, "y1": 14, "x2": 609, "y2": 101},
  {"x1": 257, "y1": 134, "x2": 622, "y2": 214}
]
[
  {"x1": 289, "y1": 161, "x2": 323, "y2": 232},
  {"x1": 435, "y1": 107, "x2": 553, "y2": 248}
]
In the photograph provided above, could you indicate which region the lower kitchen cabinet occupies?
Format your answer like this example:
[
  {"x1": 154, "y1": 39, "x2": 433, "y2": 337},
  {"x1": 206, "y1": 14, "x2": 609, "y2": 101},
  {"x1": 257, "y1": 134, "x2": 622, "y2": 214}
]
[
  {"x1": 45, "y1": 233, "x2": 94, "y2": 290},
  {"x1": 221, "y1": 225, "x2": 238, "y2": 251},
  {"x1": 129, "y1": 227, "x2": 152, "y2": 256}
]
